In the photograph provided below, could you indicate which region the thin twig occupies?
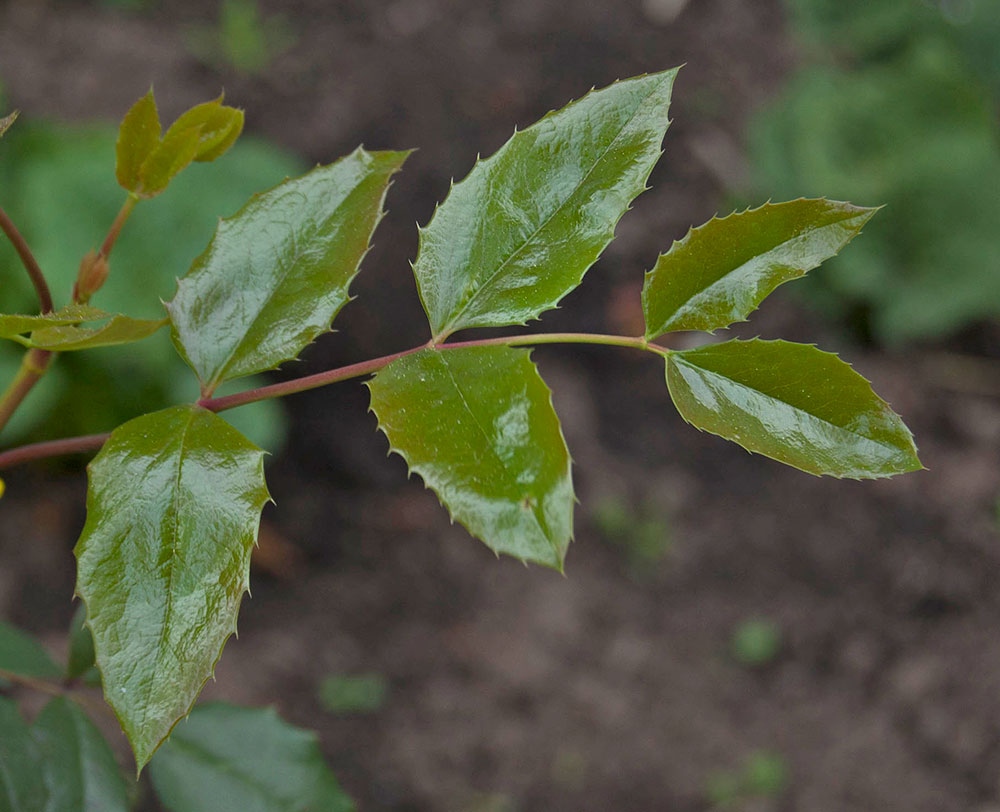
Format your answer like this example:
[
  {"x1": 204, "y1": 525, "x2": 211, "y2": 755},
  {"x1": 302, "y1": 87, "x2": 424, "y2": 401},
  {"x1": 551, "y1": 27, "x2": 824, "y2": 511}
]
[{"x1": 0, "y1": 205, "x2": 53, "y2": 313}]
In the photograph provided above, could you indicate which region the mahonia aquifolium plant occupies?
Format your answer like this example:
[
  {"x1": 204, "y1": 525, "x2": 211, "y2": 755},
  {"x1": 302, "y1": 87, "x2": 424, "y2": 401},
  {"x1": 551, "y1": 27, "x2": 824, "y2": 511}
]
[{"x1": 0, "y1": 70, "x2": 921, "y2": 806}]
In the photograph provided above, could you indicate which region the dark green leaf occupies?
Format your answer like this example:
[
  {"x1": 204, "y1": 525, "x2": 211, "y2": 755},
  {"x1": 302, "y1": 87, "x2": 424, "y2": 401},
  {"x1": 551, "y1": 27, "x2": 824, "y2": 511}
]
[
  {"x1": 0, "y1": 111, "x2": 17, "y2": 139},
  {"x1": 665, "y1": 339, "x2": 922, "y2": 478},
  {"x1": 23, "y1": 315, "x2": 167, "y2": 351},
  {"x1": 65, "y1": 605, "x2": 96, "y2": 682},
  {"x1": 0, "y1": 697, "x2": 47, "y2": 812},
  {"x1": 0, "y1": 305, "x2": 109, "y2": 339},
  {"x1": 413, "y1": 69, "x2": 679, "y2": 340},
  {"x1": 642, "y1": 199, "x2": 878, "y2": 337},
  {"x1": 168, "y1": 148, "x2": 409, "y2": 392},
  {"x1": 116, "y1": 89, "x2": 161, "y2": 193},
  {"x1": 149, "y1": 702, "x2": 354, "y2": 812},
  {"x1": 32, "y1": 698, "x2": 130, "y2": 812},
  {"x1": 164, "y1": 96, "x2": 244, "y2": 163},
  {"x1": 0, "y1": 621, "x2": 61, "y2": 679},
  {"x1": 368, "y1": 346, "x2": 574, "y2": 569},
  {"x1": 74, "y1": 405, "x2": 270, "y2": 770},
  {"x1": 137, "y1": 125, "x2": 203, "y2": 197}
]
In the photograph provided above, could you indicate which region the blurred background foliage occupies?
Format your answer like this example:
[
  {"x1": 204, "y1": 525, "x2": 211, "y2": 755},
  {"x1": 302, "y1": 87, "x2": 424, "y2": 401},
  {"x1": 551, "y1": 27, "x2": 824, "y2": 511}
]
[
  {"x1": 749, "y1": 0, "x2": 1000, "y2": 344},
  {"x1": 0, "y1": 84, "x2": 302, "y2": 448}
]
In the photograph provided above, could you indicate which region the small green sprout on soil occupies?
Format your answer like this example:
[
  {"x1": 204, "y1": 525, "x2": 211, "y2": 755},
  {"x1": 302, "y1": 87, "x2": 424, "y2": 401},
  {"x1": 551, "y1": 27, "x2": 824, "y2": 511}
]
[{"x1": 0, "y1": 68, "x2": 920, "y2": 805}]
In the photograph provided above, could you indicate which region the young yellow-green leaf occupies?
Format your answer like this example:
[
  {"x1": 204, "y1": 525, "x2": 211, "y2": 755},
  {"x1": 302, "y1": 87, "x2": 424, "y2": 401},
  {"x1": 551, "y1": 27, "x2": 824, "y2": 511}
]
[
  {"x1": 32, "y1": 698, "x2": 130, "y2": 812},
  {"x1": 137, "y1": 125, "x2": 204, "y2": 197},
  {"x1": 23, "y1": 315, "x2": 167, "y2": 351},
  {"x1": 413, "y1": 69, "x2": 679, "y2": 340},
  {"x1": 0, "y1": 621, "x2": 62, "y2": 679},
  {"x1": 0, "y1": 110, "x2": 18, "y2": 139},
  {"x1": 0, "y1": 697, "x2": 47, "y2": 812},
  {"x1": 642, "y1": 199, "x2": 879, "y2": 338},
  {"x1": 164, "y1": 96, "x2": 244, "y2": 163},
  {"x1": 65, "y1": 605, "x2": 96, "y2": 682},
  {"x1": 116, "y1": 89, "x2": 161, "y2": 192},
  {"x1": 149, "y1": 703, "x2": 354, "y2": 812},
  {"x1": 665, "y1": 339, "x2": 922, "y2": 479},
  {"x1": 367, "y1": 346, "x2": 574, "y2": 570},
  {"x1": 168, "y1": 148, "x2": 410, "y2": 392},
  {"x1": 74, "y1": 405, "x2": 270, "y2": 770},
  {"x1": 0, "y1": 305, "x2": 110, "y2": 339}
]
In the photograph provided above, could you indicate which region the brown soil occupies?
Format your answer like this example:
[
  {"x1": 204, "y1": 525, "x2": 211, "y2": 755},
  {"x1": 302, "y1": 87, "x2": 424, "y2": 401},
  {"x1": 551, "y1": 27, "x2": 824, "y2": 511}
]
[{"x1": 4, "y1": 1, "x2": 1000, "y2": 810}]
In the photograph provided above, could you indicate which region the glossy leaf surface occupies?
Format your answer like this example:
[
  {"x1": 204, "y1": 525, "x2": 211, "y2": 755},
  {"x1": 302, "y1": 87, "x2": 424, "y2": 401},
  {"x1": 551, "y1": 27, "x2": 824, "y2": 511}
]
[
  {"x1": 65, "y1": 605, "x2": 96, "y2": 682},
  {"x1": 0, "y1": 621, "x2": 61, "y2": 679},
  {"x1": 642, "y1": 199, "x2": 878, "y2": 337},
  {"x1": 0, "y1": 305, "x2": 108, "y2": 339},
  {"x1": 32, "y1": 698, "x2": 130, "y2": 812},
  {"x1": 0, "y1": 111, "x2": 17, "y2": 139},
  {"x1": 0, "y1": 697, "x2": 46, "y2": 812},
  {"x1": 163, "y1": 96, "x2": 244, "y2": 163},
  {"x1": 368, "y1": 346, "x2": 574, "y2": 569},
  {"x1": 23, "y1": 315, "x2": 167, "y2": 351},
  {"x1": 413, "y1": 69, "x2": 678, "y2": 339},
  {"x1": 666, "y1": 339, "x2": 921, "y2": 478},
  {"x1": 75, "y1": 405, "x2": 270, "y2": 769},
  {"x1": 168, "y1": 148, "x2": 409, "y2": 392},
  {"x1": 115, "y1": 89, "x2": 161, "y2": 193},
  {"x1": 149, "y1": 703, "x2": 354, "y2": 812}
]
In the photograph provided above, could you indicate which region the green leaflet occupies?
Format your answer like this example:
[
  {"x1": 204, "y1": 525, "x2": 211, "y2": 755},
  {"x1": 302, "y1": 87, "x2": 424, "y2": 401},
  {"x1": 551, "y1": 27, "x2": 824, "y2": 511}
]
[
  {"x1": 367, "y1": 346, "x2": 574, "y2": 570},
  {"x1": 413, "y1": 69, "x2": 679, "y2": 340},
  {"x1": 74, "y1": 405, "x2": 270, "y2": 770},
  {"x1": 642, "y1": 199, "x2": 878, "y2": 337},
  {"x1": 167, "y1": 148, "x2": 410, "y2": 393},
  {"x1": 137, "y1": 125, "x2": 204, "y2": 197},
  {"x1": 115, "y1": 89, "x2": 161, "y2": 193},
  {"x1": 665, "y1": 339, "x2": 922, "y2": 479},
  {"x1": 0, "y1": 697, "x2": 47, "y2": 812},
  {"x1": 162, "y1": 95, "x2": 244, "y2": 164},
  {"x1": 0, "y1": 305, "x2": 109, "y2": 339},
  {"x1": 65, "y1": 605, "x2": 96, "y2": 682},
  {"x1": 0, "y1": 621, "x2": 62, "y2": 679},
  {"x1": 22, "y1": 316, "x2": 167, "y2": 351},
  {"x1": 32, "y1": 698, "x2": 130, "y2": 812},
  {"x1": 149, "y1": 703, "x2": 354, "y2": 812},
  {"x1": 0, "y1": 111, "x2": 17, "y2": 139}
]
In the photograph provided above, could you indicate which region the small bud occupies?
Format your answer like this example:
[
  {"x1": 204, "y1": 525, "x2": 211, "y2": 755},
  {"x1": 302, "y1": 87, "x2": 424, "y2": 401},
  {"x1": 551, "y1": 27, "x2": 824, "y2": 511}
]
[{"x1": 74, "y1": 250, "x2": 110, "y2": 303}]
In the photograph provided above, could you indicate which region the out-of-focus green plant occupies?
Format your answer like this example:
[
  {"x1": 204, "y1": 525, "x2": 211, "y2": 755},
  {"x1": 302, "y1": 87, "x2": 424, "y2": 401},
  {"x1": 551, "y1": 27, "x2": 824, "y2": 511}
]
[
  {"x1": 750, "y1": 0, "x2": 1000, "y2": 343},
  {"x1": 318, "y1": 674, "x2": 388, "y2": 715},
  {"x1": 706, "y1": 750, "x2": 790, "y2": 808},
  {"x1": 591, "y1": 495, "x2": 673, "y2": 573},
  {"x1": 730, "y1": 618, "x2": 782, "y2": 667},
  {"x1": 186, "y1": 0, "x2": 296, "y2": 77}
]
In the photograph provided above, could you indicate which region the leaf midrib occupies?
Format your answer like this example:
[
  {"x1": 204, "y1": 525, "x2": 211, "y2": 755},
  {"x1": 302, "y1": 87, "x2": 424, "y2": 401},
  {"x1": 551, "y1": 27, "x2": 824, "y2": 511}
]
[{"x1": 438, "y1": 77, "x2": 669, "y2": 337}]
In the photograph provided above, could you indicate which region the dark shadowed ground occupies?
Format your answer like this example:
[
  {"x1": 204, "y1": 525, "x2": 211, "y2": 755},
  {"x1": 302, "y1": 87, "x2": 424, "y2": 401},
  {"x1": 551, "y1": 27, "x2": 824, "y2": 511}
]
[{"x1": 3, "y1": 1, "x2": 1000, "y2": 809}]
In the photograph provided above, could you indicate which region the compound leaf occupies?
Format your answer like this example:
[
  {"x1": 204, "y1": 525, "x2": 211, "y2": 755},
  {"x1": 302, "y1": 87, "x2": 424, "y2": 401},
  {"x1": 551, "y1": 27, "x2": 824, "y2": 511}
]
[
  {"x1": 0, "y1": 697, "x2": 47, "y2": 812},
  {"x1": 0, "y1": 621, "x2": 61, "y2": 680},
  {"x1": 149, "y1": 703, "x2": 354, "y2": 812},
  {"x1": 665, "y1": 339, "x2": 921, "y2": 478},
  {"x1": 0, "y1": 305, "x2": 109, "y2": 339},
  {"x1": 32, "y1": 698, "x2": 130, "y2": 812},
  {"x1": 74, "y1": 405, "x2": 270, "y2": 770},
  {"x1": 0, "y1": 111, "x2": 17, "y2": 139},
  {"x1": 643, "y1": 199, "x2": 878, "y2": 337},
  {"x1": 167, "y1": 148, "x2": 410, "y2": 393},
  {"x1": 368, "y1": 346, "x2": 574, "y2": 570},
  {"x1": 23, "y1": 315, "x2": 167, "y2": 351},
  {"x1": 116, "y1": 89, "x2": 161, "y2": 193},
  {"x1": 413, "y1": 69, "x2": 679, "y2": 340}
]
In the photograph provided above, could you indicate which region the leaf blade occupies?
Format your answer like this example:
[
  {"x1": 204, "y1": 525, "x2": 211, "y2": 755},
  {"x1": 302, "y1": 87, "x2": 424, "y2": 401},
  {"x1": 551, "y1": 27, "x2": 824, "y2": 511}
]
[
  {"x1": 413, "y1": 69, "x2": 679, "y2": 339},
  {"x1": 24, "y1": 315, "x2": 167, "y2": 351},
  {"x1": 367, "y1": 346, "x2": 574, "y2": 569},
  {"x1": 163, "y1": 95, "x2": 244, "y2": 164},
  {"x1": 665, "y1": 339, "x2": 922, "y2": 478},
  {"x1": 0, "y1": 697, "x2": 47, "y2": 812},
  {"x1": 642, "y1": 199, "x2": 879, "y2": 337},
  {"x1": 32, "y1": 698, "x2": 130, "y2": 812},
  {"x1": 0, "y1": 621, "x2": 62, "y2": 680},
  {"x1": 115, "y1": 89, "x2": 161, "y2": 193},
  {"x1": 167, "y1": 148, "x2": 410, "y2": 391},
  {"x1": 137, "y1": 125, "x2": 203, "y2": 197},
  {"x1": 0, "y1": 111, "x2": 18, "y2": 139},
  {"x1": 74, "y1": 405, "x2": 270, "y2": 770},
  {"x1": 0, "y1": 305, "x2": 111, "y2": 339},
  {"x1": 149, "y1": 703, "x2": 354, "y2": 812}
]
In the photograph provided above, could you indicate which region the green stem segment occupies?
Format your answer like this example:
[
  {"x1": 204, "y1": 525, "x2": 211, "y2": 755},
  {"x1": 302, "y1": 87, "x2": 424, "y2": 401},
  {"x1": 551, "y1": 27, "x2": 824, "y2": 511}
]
[
  {"x1": 0, "y1": 348, "x2": 53, "y2": 435},
  {"x1": 0, "y1": 332, "x2": 668, "y2": 469},
  {"x1": 99, "y1": 195, "x2": 138, "y2": 261}
]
